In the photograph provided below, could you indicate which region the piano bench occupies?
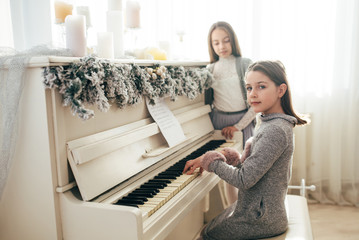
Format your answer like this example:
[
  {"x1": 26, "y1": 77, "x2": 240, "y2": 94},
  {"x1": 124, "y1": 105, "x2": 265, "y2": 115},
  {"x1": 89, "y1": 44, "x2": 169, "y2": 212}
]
[{"x1": 265, "y1": 194, "x2": 313, "y2": 240}]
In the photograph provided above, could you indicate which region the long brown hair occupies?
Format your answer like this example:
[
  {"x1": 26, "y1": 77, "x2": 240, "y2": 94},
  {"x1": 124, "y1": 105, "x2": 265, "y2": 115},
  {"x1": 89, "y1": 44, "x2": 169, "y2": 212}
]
[
  {"x1": 246, "y1": 60, "x2": 308, "y2": 126},
  {"x1": 207, "y1": 21, "x2": 242, "y2": 63}
]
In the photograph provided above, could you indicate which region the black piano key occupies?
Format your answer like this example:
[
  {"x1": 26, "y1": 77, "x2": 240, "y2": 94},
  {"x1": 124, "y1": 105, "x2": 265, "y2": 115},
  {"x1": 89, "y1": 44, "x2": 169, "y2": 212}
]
[
  {"x1": 122, "y1": 196, "x2": 148, "y2": 202},
  {"x1": 128, "y1": 192, "x2": 154, "y2": 198},
  {"x1": 122, "y1": 199, "x2": 144, "y2": 205},
  {"x1": 148, "y1": 181, "x2": 168, "y2": 187},
  {"x1": 133, "y1": 188, "x2": 159, "y2": 193},
  {"x1": 162, "y1": 171, "x2": 181, "y2": 177},
  {"x1": 154, "y1": 175, "x2": 177, "y2": 180},
  {"x1": 141, "y1": 183, "x2": 166, "y2": 189},
  {"x1": 163, "y1": 169, "x2": 182, "y2": 173},
  {"x1": 115, "y1": 199, "x2": 144, "y2": 205},
  {"x1": 115, "y1": 203, "x2": 139, "y2": 208},
  {"x1": 167, "y1": 167, "x2": 183, "y2": 171},
  {"x1": 148, "y1": 179, "x2": 171, "y2": 184}
]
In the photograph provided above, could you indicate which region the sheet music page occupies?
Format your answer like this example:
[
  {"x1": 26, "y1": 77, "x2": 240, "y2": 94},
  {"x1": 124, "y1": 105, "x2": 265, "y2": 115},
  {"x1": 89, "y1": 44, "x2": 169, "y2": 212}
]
[{"x1": 146, "y1": 98, "x2": 186, "y2": 147}]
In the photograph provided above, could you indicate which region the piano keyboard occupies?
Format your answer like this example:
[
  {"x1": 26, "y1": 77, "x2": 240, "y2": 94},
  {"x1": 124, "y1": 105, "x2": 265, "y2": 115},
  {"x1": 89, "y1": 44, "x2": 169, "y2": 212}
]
[{"x1": 114, "y1": 139, "x2": 232, "y2": 217}]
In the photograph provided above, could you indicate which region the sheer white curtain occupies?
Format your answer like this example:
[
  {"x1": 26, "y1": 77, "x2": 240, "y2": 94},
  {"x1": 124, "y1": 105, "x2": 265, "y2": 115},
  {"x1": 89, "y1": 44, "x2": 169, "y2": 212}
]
[
  {"x1": 290, "y1": 0, "x2": 359, "y2": 206},
  {"x1": 0, "y1": 0, "x2": 13, "y2": 48},
  {"x1": 9, "y1": 0, "x2": 52, "y2": 50}
]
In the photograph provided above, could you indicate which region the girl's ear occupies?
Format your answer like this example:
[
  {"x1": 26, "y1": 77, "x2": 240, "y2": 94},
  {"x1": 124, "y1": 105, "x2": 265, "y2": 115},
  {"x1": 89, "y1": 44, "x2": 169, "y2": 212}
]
[{"x1": 278, "y1": 83, "x2": 287, "y2": 98}]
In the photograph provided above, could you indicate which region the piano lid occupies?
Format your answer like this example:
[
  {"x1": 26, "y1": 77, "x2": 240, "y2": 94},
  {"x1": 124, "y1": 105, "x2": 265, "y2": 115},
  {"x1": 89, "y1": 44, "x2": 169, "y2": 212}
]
[{"x1": 66, "y1": 101, "x2": 214, "y2": 201}]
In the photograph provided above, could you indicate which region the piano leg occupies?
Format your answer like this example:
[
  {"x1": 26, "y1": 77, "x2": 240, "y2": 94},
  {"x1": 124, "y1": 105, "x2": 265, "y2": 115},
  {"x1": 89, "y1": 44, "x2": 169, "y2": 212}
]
[
  {"x1": 164, "y1": 181, "x2": 237, "y2": 240},
  {"x1": 204, "y1": 182, "x2": 227, "y2": 224}
]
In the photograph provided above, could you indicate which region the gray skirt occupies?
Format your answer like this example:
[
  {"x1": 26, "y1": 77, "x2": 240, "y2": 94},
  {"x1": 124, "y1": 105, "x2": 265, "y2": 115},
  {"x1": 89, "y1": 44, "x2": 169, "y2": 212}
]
[{"x1": 210, "y1": 108, "x2": 255, "y2": 147}]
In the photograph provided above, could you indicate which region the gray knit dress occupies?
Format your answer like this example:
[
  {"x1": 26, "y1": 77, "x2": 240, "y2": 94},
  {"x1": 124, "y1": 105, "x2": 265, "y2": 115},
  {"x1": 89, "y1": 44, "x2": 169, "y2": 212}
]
[{"x1": 202, "y1": 113, "x2": 297, "y2": 240}]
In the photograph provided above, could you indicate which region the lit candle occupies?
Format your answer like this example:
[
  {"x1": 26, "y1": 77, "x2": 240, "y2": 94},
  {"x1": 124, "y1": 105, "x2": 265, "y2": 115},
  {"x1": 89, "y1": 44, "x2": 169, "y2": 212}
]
[
  {"x1": 65, "y1": 15, "x2": 87, "y2": 57},
  {"x1": 97, "y1": 32, "x2": 114, "y2": 59},
  {"x1": 108, "y1": 0, "x2": 122, "y2": 11},
  {"x1": 125, "y1": 1, "x2": 140, "y2": 28},
  {"x1": 54, "y1": 0, "x2": 73, "y2": 24},
  {"x1": 107, "y1": 10, "x2": 124, "y2": 58}
]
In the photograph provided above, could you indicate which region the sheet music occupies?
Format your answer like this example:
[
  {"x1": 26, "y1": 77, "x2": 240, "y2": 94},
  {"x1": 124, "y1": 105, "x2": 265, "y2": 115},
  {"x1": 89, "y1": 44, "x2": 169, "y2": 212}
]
[{"x1": 146, "y1": 98, "x2": 186, "y2": 147}]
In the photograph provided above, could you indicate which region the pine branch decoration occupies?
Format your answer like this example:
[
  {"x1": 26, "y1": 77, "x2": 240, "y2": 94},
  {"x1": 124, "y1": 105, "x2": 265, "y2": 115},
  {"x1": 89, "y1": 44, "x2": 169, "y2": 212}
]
[{"x1": 43, "y1": 55, "x2": 213, "y2": 120}]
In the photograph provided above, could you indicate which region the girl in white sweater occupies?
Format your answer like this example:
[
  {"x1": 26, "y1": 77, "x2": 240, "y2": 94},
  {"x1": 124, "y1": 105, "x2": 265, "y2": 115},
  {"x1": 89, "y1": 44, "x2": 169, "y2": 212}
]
[{"x1": 206, "y1": 21, "x2": 256, "y2": 142}]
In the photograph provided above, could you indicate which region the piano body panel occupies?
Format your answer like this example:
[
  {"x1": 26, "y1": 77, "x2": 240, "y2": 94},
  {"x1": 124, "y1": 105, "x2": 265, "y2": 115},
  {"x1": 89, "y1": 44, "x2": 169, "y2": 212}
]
[
  {"x1": 0, "y1": 65, "x2": 61, "y2": 240},
  {"x1": 164, "y1": 201, "x2": 205, "y2": 240},
  {"x1": 60, "y1": 190, "x2": 143, "y2": 240}
]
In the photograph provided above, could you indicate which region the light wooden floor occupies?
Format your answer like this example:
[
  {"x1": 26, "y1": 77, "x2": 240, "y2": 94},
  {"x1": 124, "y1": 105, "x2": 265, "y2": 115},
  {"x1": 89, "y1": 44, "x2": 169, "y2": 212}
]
[{"x1": 308, "y1": 203, "x2": 359, "y2": 240}]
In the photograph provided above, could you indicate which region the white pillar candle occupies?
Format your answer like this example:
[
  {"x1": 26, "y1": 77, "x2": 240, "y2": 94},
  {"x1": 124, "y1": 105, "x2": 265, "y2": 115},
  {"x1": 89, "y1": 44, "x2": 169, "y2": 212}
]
[
  {"x1": 125, "y1": 1, "x2": 140, "y2": 28},
  {"x1": 65, "y1": 15, "x2": 87, "y2": 57},
  {"x1": 97, "y1": 32, "x2": 114, "y2": 59},
  {"x1": 108, "y1": 0, "x2": 122, "y2": 11},
  {"x1": 106, "y1": 10, "x2": 124, "y2": 58}
]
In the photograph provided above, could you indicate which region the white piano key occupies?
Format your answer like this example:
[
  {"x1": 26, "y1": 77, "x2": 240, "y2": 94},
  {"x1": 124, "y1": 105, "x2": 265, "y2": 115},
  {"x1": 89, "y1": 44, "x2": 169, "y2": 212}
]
[{"x1": 141, "y1": 170, "x2": 201, "y2": 217}]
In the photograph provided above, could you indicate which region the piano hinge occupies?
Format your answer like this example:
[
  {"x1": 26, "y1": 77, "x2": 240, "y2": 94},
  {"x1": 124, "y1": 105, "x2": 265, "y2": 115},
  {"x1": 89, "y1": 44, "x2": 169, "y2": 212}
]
[{"x1": 56, "y1": 182, "x2": 77, "y2": 193}]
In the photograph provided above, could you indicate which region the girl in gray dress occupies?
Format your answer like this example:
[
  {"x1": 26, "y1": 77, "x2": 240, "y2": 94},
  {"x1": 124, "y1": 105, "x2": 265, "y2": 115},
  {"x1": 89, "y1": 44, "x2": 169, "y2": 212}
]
[{"x1": 184, "y1": 60, "x2": 308, "y2": 240}]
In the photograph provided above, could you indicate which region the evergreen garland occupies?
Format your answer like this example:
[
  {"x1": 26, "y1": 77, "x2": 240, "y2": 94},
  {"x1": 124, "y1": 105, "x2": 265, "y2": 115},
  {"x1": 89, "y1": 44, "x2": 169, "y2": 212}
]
[{"x1": 43, "y1": 55, "x2": 213, "y2": 120}]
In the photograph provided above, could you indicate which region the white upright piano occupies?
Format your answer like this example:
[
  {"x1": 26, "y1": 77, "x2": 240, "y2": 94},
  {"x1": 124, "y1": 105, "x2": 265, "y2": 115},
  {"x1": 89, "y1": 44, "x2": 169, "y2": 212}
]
[{"x1": 0, "y1": 57, "x2": 242, "y2": 240}]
